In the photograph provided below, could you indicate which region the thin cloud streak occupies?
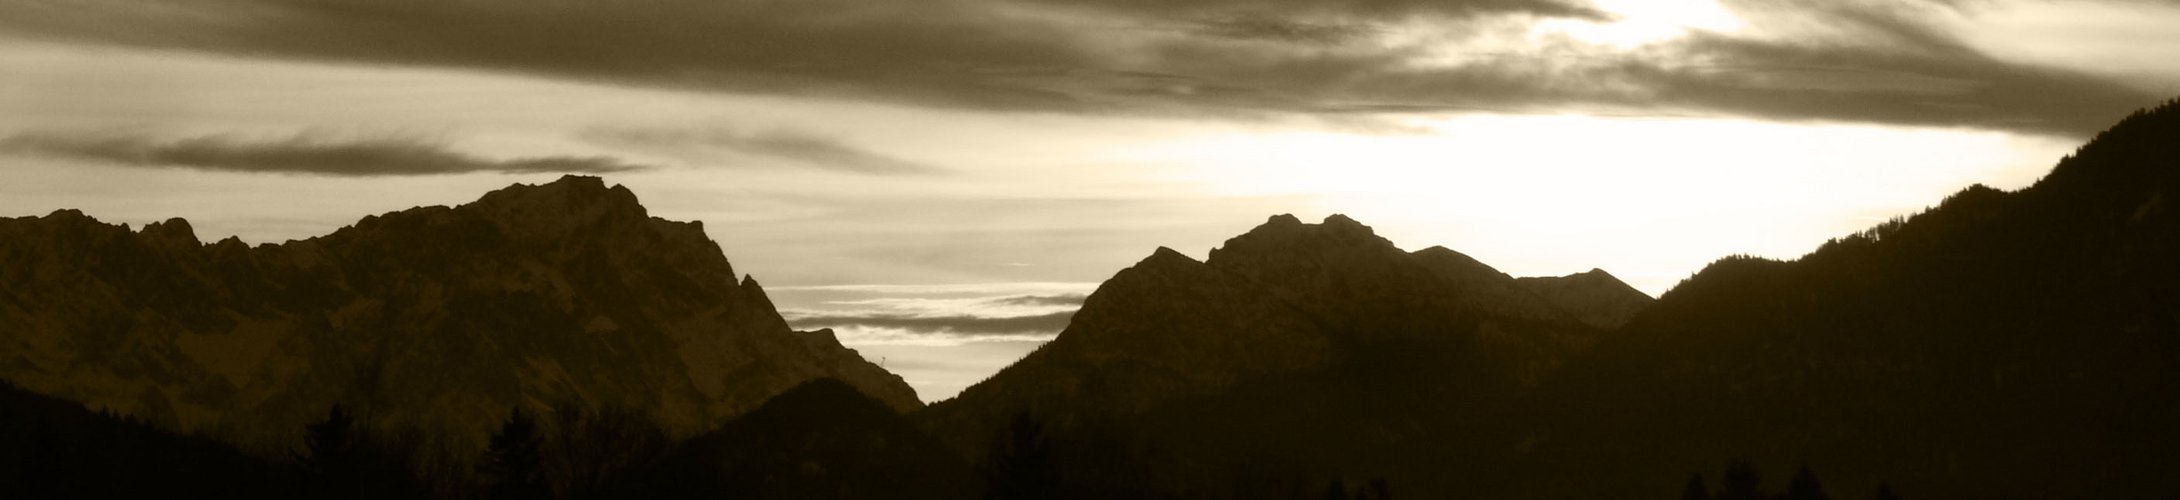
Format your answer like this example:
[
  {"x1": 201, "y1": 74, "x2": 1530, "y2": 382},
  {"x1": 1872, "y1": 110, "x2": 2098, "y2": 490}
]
[
  {"x1": 0, "y1": 0, "x2": 2165, "y2": 136},
  {"x1": 789, "y1": 311, "x2": 1076, "y2": 337},
  {"x1": 585, "y1": 126, "x2": 945, "y2": 175},
  {"x1": 0, "y1": 129, "x2": 651, "y2": 177}
]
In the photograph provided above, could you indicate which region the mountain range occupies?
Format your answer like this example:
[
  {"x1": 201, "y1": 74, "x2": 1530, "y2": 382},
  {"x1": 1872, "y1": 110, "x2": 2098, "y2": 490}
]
[
  {"x1": 0, "y1": 176, "x2": 914, "y2": 450},
  {"x1": 1, "y1": 98, "x2": 2176, "y2": 498}
]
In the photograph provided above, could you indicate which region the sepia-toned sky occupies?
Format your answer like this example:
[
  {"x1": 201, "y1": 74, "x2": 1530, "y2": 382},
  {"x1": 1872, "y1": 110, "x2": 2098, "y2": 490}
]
[{"x1": 4, "y1": 0, "x2": 2177, "y2": 401}]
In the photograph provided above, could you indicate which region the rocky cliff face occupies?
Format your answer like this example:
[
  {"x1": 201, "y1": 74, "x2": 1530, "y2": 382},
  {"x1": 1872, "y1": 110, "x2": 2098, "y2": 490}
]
[
  {"x1": 0, "y1": 175, "x2": 916, "y2": 448},
  {"x1": 921, "y1": 214, "x2": 1652, "y2": 472}
]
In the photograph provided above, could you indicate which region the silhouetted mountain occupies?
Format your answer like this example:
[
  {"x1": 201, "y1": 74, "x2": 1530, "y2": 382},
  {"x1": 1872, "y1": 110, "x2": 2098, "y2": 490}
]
[
  {"x1": 921, "y1": 213, "x2": 1653, "y2": 497},
  {"x1": 1511, "y1": 98, "x2": 2180, "y2": 498},
  {"x1": 0, "y1": 175, "x2": 915, "y2": 450}
]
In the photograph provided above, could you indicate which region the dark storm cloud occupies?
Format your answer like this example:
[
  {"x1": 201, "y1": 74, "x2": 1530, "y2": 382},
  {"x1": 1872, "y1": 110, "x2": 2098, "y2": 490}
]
[
  {"x1": 789, "y1": 311, "x2": 1077, "y2": 337},
  {"x1": 584, "y1": 127, "x2": 944, "y2": 175},
  {"x1": 0, "y1": 0, "x2": 2161, "y2": 136},
  {"x1": 0, "y1": 130, "x2": 651, "y2": 176},
  {"x1": 0, "y1": 0, "x2": 1104, "y2": 112}
]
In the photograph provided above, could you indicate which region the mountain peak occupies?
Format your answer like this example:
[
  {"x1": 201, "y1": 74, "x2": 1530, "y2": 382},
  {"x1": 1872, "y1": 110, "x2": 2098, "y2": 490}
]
[
  {"x1": 472, "y1": 175, "x2": 645, "y2": 220},
  {"x1": 1321, "y1": 213, "x2": 1365, "y2": 230},
  {"x1": 1145, "y1": 246, "x2": 1198, "y2": 265},
  {"x1": 1209, "y1": 213, "x2": 1398, "y2": 268},
  {"x1": 139, "y1": 217, "x2": 200, "y2": 248}
]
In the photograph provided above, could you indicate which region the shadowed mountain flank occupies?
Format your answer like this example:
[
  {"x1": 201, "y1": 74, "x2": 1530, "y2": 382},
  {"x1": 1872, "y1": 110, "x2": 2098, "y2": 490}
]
[{"x1": 0, "y1": 175, "x2": 916, "y2": 449}]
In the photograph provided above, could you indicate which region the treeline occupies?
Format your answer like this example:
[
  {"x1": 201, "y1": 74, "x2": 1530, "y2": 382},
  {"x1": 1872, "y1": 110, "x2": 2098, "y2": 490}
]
[
  {"x1": 0, "y1": 376, "x2": 1959, "y2": 500},
  {"x1": 0, "y1": 379, "x2": 293, "y2": 497},
  {"x1": 3, "y1": 376, "x2": 1396, "y2": 499},
  {"x1": 1679, "y1": 459, "x2": 1900, "y2": 500},
  {"x1": 2, "y1": 378, "x2": 961, "y2": 499}
]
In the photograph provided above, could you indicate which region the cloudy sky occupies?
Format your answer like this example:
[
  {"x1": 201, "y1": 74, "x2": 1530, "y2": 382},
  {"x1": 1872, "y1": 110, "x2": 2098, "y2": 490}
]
[{"x1": 3, "y1": 0, "x2": 2176, "y2": 401}]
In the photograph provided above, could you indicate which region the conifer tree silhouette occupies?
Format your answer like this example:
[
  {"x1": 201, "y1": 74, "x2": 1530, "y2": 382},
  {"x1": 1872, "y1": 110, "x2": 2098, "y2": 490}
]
[
  {"x1": 1323, "y1": 478, "x2": 1350, "y2": 500},
  {"x1": 1719, "y1": 459, "x2": 1763, "y2": 500},
  {"x1": 987, "y1": 412, "x2": 1058, "y2": 500},
  {"x1": 1682, "y1": 473, "x2": 1711, "y2": 500},
  {"x1": 1787, "y1": 464, "x2": 1829, "y2": 500},
  {"x1": 301, "y1": 404, "x2": 360, "y2": 493},
  {"x1": 480, "y1": 407, "x2": 547, "y2": 499}
]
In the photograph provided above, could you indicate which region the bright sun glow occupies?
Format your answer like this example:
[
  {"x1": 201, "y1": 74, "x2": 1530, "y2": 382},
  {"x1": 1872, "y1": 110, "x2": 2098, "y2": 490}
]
[
  {"x1": 1138, "y1": 114, "x2": 2070, "y2": 295},
  {"x1": 1533, "y1": 0, "x2": 1744, "y2": 47}
]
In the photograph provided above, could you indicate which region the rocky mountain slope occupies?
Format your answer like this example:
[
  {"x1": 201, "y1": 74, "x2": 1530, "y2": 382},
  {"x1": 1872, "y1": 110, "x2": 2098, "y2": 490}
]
[
  {"x1": 0, "y1": 175, "x2": 915, "y2": 449},
  {"x1": 919, "y1": 213, "x2": 1653, "y2": 495}
]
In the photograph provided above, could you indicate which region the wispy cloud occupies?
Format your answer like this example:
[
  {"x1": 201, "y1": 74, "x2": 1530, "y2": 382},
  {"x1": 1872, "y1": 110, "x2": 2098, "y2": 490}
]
[
  {"x1": 778, "y1": 290, "x2": 1090, "y2": 345},
  {"x1": 766, "y1": 283, "x2": 1100, "y2": 295},
  {"x1": 0, "y1": 129, "x2": 651, "y2": 177},
  {"x1": 1, "y1": 0, "x2": 2163, "y2": 135},
  {"x1": 792, "y1": 311, "x2": 1075, "y2": 337},
  {"x1": 584, "y1": 126, "x2": 944, "y2": 175}
]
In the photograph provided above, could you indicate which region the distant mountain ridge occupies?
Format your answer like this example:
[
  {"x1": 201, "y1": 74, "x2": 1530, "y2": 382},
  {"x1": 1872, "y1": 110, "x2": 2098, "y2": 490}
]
[{"x1": 0, "y1": 175, "x2": 915, "y2": 448}]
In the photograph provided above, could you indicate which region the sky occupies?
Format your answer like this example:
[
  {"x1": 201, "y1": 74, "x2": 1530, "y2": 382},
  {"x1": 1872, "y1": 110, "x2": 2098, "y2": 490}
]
[{"x1": 3, "y1": 0, "x2": 2177, "y2": 402}]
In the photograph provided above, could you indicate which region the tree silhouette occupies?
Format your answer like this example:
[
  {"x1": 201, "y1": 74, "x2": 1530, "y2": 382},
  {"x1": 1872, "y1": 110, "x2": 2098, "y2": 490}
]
[
  {"x1": 986, "y1": 412, "x2": 1058, "y2": 500},
  {"x1": 1719, "y1": 459, "x2": 1763, "y2": 500},
  {"x1": 1682, "y1": 473, "x2": 1710, "y2": 500},
  {"x1": 480, "y1": 407, "x2": 547, "y2": 499},
  {"x1": 1787, "y1": 464, "x2": 1829, "y2": 500},
  {"x1": 1323, "y1": 478, "x2": 1349, "y2": 500},
  {"x1": 1874, "y1": 482, "x2": 1901, "y2": 500},
  {"x1": 301, "y1": 404, "x2": 360, "y2": 492},
  {"x1": 1360, "y1": 477, "x2": 1392, "y2": 500}
]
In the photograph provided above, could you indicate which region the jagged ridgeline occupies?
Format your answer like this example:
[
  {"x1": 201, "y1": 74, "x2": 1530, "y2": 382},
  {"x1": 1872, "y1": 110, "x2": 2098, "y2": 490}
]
[{"x1": 0, "y1": 176, "x2": 915, "y2": 450}]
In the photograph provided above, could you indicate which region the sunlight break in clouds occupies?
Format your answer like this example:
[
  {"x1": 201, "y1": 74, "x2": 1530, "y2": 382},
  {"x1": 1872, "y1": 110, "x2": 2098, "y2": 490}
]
[{"x1": 1146, "y1": 114, "x2": 2075, "y2": 295}]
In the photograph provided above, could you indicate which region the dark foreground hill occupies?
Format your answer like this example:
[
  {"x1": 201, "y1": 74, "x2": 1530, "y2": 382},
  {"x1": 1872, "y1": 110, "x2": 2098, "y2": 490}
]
[{"x1": 0, "y1": 176, "x2": 916, "y2": 450}]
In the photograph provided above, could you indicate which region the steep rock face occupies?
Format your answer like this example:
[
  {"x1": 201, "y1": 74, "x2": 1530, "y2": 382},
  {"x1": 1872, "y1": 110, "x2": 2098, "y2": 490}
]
[
  {"x1": 921, "y1": 214, "x2": 1651, "y2": 491},
  {"x1": 0, "y1": 175, "x2": 915, "y2": 448}
]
